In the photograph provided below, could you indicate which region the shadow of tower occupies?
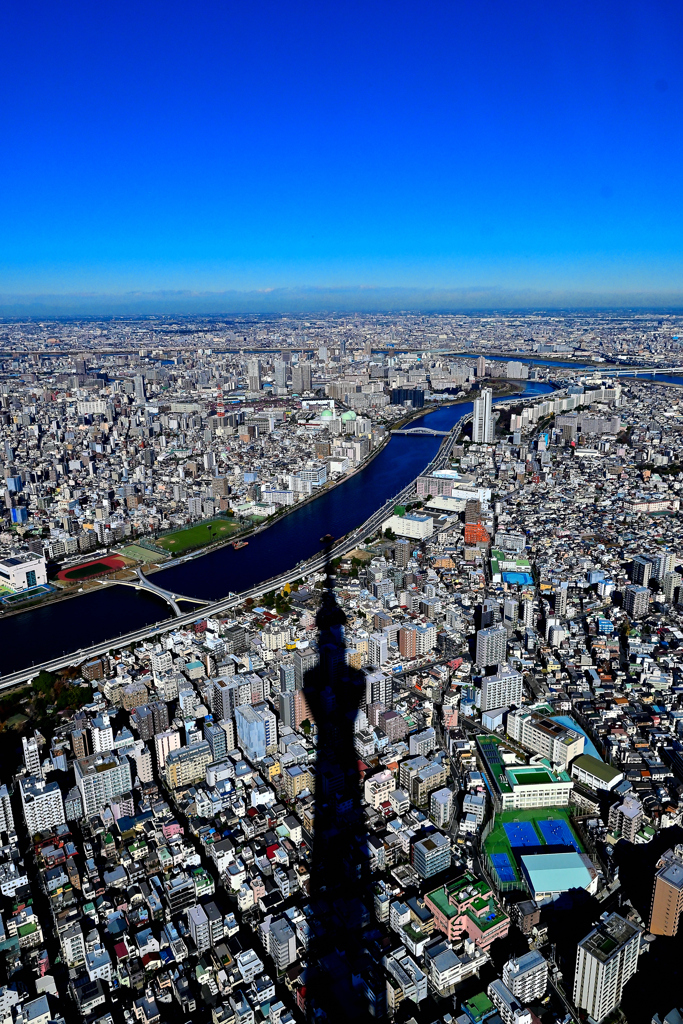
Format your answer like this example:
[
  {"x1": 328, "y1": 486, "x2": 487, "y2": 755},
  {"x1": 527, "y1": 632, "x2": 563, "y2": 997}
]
[{"x1": 302, "y1": 537, "x2": 374, "y2": 1023}]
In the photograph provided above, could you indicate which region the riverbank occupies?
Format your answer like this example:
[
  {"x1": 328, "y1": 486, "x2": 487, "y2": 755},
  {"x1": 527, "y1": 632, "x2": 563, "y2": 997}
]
[{"x1": 0, "y1": 378, "x2": 559, "y2": 674}]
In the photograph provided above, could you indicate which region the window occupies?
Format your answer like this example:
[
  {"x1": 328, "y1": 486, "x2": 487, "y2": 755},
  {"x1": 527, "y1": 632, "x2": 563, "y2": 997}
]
[{"x1": 26, "y1": 570, "x2": 37, "y2": 588}]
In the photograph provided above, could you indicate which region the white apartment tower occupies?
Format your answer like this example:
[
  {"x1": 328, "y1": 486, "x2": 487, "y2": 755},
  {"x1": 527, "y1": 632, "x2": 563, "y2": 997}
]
[
  {"x1": 472, "y1": 387, "x2": 493, "y2": 443},
  {"x1": 22, "y1": 734, "x2": 42, "y2": 777},
  {"x1": 20, "y1": 777, "x2": 65, "y2": 835}
]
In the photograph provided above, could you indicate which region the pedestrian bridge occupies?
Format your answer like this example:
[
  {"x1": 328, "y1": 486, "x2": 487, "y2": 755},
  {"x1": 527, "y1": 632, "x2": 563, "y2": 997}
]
[
  {"x1": 107, "y1": 568, "x2": 210, "y2": 617},
  {"x1": 392, "y1": 426, "x2": 451, "y2": 436}
]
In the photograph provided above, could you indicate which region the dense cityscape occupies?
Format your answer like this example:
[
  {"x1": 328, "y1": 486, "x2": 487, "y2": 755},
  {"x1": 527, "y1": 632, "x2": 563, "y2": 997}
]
[{"x1": 1, "y1": 311, "x2": 683, "y2": 1024}]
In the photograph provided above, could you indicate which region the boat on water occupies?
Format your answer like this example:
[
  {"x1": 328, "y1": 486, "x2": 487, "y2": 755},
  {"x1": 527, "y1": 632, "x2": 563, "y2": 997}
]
[{"x1": 232, "y1": 540, "x2": 249, "y2": 550}]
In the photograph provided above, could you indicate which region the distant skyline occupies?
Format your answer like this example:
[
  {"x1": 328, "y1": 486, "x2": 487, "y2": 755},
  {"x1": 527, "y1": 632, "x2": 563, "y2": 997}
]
[{"x1": 0, "y1": 1, "x2": 681, "y2": 306}]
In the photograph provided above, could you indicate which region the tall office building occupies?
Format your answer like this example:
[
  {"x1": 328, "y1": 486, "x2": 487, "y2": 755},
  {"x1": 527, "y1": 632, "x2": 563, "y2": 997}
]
[
  {"x1": 472, "y1": 388, "x2": 493, "y2": 443},
  {"x1": 480, "y1": 664, "x2": 523, "y2": 712},
  {"x1": 476, "y1": 625, "x2": 508, "y2": 668},
  {"x1": 573, "y1": 913, "x2": 640, "y2": 1023},
  {"x1": 235, "y1": 703, "x2": 277, "y2": 762},
  {"x1": 291, "y1": 363, "x2": 312, "y2": 394},
  {"x1": 279, "y1": 662, "x2": 295, "y2": 692},
  {"x1": 133, "y1": 375, "x2": 146, "y2": 403},
  {"x1": 247, "y1": 358, "x2": 261, "y2": 392},
  {"x1": 273, "y1": 359, "x2": 288, "y2": 388},
  {"x1": 631, "y1": 555, "x2": 652, "y2": 586},
  {"x1": 294, "y1": 648, "x2": 318, "y2": 690},
  {"x1": 20, "y1": 777, "x2": 65, "y2": 835},
  {"x1": 502, "y1": 598, "x2": 519, "y2": 633},
  {"x1": 204, "y1": 721, "x2": 228, "y2": 762},
  {"x1": 624, "y1": 585, "x2": 650, "y2": 620},
  {"x1": 648, "y1": 845, "x2": 683, "y2": 936}
]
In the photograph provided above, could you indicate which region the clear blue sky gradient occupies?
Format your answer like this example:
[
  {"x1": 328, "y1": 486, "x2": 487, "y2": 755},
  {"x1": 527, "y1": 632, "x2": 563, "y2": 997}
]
[{"x1": 0, "y1": 0, "x2": 682, "y2": 300}]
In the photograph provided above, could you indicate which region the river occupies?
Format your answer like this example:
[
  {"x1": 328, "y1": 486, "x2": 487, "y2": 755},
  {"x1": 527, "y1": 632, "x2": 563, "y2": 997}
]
[{"x1": 1, "y1": 367, "x2": 680, "y2": 675}]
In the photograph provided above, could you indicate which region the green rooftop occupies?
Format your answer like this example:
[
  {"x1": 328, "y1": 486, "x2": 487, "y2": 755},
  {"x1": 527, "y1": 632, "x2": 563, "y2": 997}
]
[
  {"x1": 572, "y1": 754, "x2": 622, "y2": 784},
  {"x1": 463, "y1": 993, "x2": 494, "y2": 1023}
]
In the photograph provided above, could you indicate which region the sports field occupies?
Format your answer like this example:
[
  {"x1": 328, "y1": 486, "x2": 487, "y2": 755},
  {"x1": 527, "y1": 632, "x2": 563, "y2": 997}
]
[
  {"x1": 154, "y1": 519, "x2": 239, "y2": 554},
  {"x1": 484, "y1": 807, "x2": 582, "y2": 889},
  {"x1": 57, "y1": 555, "x2": 127, "y2": 581}
]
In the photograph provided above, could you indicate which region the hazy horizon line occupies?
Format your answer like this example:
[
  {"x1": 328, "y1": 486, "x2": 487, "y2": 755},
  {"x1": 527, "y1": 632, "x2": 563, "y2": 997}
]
[{"x1": 1, "y1": 284, "x2": 683, "y2": 316}]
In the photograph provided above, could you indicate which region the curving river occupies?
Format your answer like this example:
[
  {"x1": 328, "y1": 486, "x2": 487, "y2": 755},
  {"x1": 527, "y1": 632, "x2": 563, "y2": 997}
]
[{"x1": 1, "y1": 366, "x2": 679, "y2": 675}]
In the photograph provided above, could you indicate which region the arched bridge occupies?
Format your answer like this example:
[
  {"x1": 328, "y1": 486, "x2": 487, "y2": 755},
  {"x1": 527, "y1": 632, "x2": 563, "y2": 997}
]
[
  {"x1": 391, "y1": 426, "x2": 451, "y2": 436},
  {"x1": 106, "y1": 568, "x2": 210, "y2": 617}
]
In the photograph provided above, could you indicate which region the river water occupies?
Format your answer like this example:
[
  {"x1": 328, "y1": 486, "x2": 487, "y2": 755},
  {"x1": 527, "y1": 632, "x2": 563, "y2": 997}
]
[{"x1": 1, "y1": 368, "x2": 679, "y2": 674}]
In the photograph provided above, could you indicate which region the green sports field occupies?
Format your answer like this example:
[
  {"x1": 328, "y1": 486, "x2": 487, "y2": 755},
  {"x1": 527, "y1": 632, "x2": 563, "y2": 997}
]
[{"x1": 154, "y1": 519, "x2": 240, "y2": 554}]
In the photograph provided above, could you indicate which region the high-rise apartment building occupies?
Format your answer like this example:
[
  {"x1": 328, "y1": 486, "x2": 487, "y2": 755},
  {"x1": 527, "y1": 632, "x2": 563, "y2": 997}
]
[
  {"x1": 651, "y1": 550, "x2": 676, "y2": 581},
  {"x1": 75, "y1": 754, "x2": 133, "y2": 817},
  {"x1": 608, "y1": 795, "x2": 643, "y2": 843},
  {"x1": 573, "y1": 913, "x2": 640, "y2": 1022},
  {"x1": 188, "y1": 905, "x2": 211, "y2": 954},
  {"x1": 0, "y1": 785, "x2": 14, "y2": 834},
  {"x1": 91, "y1": 712, "x2": 114, "y2": 753},
  {"x1": 480, "y1": 664, "x2": 523, "y2": 712},
  {"x1": 631, "y1": 555, "x2": 652, "y2": 586},
  {"x1": 269, "y1": 917, "x2": 297, "y2": 971},
  {"x1": 22, "y1": 734, "x2": 42, "y2": 777},
  {"x1": 476, "y1": 625, "x2": 508, "y2": 668},
  {"x1": 365, "y1": 668, "x2": 391, "y2": 707},
  {"x1": 472, "y1": 387, "x2": 493, "y2": 443},
  {"x1": 503, "y1": 951, "x2": 548, "y2": 1002},
  {"x1": 247, "y1": 358, "x2": 261, "y2": 393},
  {"x1": 291, "y1": 363, "x2": 312, "y2": 394},
  {"x1": 663, "y1": 571, "x2": 682, "y2": 602},
  {"x1": 623, "y1": 585, "x2": 650, "y2": 620},
  {"x1": 165, "y1": 741, "x2": 212, "y2": 790},
  {"x1": 154, "y1": 728, "x2": 181, "y2": 770},
  {"x1": 20, "y1": 777, "x2": 65, "y2": 835},
  {"x1": 412, "y1": 832, "x2": 451, "y2": 878},
  {"x1": 648, "y1": 845, "x2": 683, "y2": 936},
  {"x1": 368, "y1": 632, "x2": 388, "y2": 666},
  {"x1": 399, "y1": 626, "x2": 417, "y2": 659},
  {"x1": 395, "y1": 538, "x2": 411, "y2": 566},
  {"x1": 506, "y1": 710, "x2": 584, "y2": 768}
]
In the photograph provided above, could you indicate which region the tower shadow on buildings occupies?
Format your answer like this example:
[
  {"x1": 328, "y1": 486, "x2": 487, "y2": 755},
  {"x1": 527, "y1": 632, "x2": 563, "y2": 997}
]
[{"x1": 301, "y1": 537, "x2": 374, "y2": 1023}]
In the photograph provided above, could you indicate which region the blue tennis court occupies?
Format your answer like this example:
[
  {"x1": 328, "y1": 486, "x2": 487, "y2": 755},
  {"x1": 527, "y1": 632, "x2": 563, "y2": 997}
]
[
  {"x1": 536, "y1": 818, "x2": 579, "y2": 851},
  {"x1": 491, "y1": 852, "x2": 516, "y2": 882},
  {"x1": 504, "y1": 821, "x2": 539, "y2": 847}
]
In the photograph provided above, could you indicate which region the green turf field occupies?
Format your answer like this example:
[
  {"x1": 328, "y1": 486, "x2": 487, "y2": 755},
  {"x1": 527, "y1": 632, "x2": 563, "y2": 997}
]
[
  {"x1": 154, "y1": 519, "x2": 240, "y2": 554},
  {"x1": 121, "y1": 544, "x2": 168, "y2": 563}
]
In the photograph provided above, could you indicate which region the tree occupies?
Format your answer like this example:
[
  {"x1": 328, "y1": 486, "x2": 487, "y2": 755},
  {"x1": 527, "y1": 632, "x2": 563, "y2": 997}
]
[{"x1": 300, "y1": 719, "x2": 312, "y2": 736}]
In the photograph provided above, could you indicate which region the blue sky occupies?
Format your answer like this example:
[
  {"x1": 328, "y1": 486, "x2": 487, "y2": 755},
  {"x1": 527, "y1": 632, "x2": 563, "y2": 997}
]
[{"x1": 0, "y1": 0, "x2": 681, "y2": 306}]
